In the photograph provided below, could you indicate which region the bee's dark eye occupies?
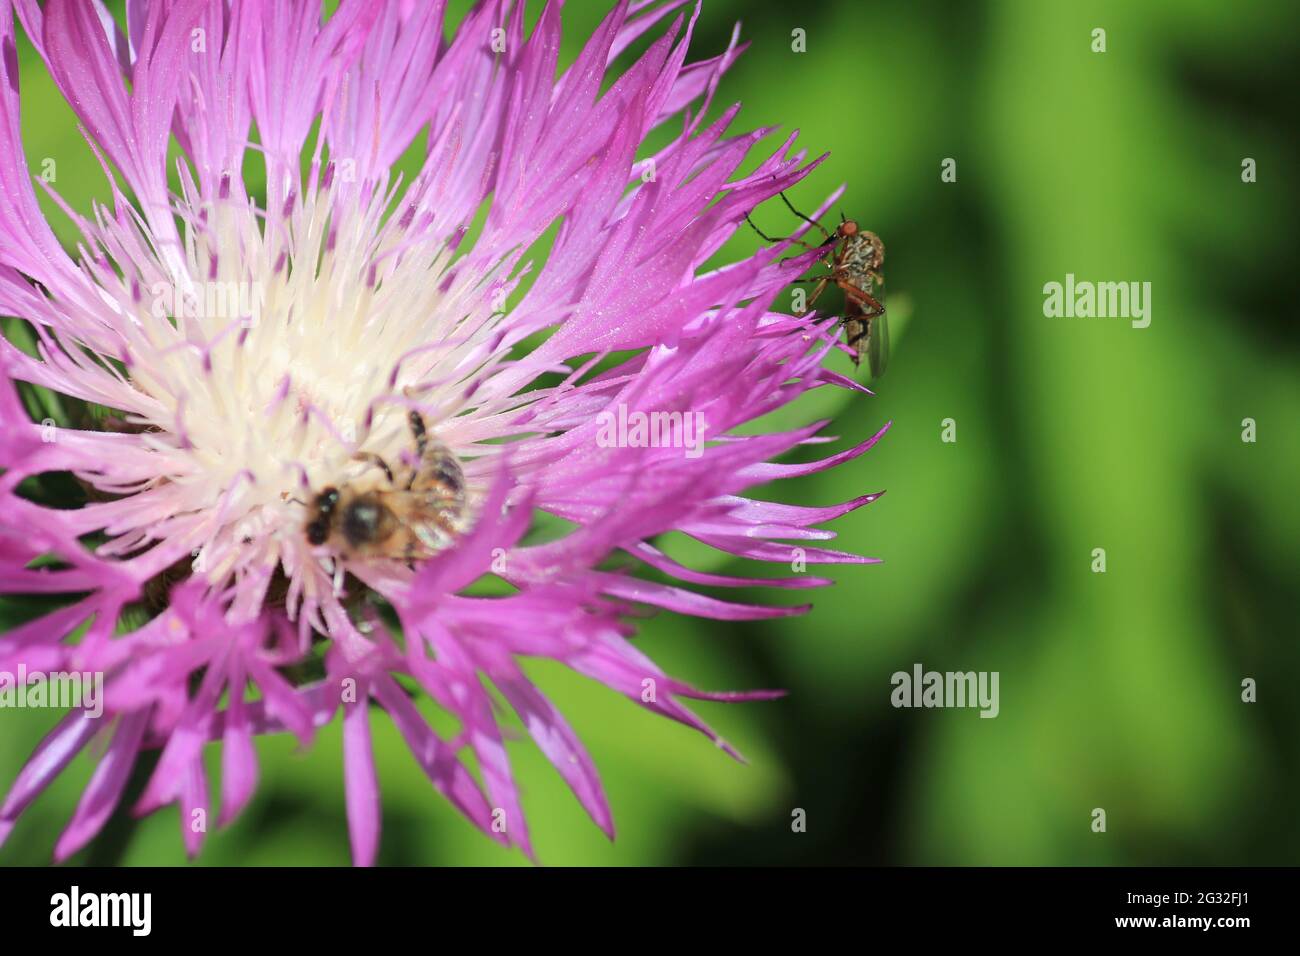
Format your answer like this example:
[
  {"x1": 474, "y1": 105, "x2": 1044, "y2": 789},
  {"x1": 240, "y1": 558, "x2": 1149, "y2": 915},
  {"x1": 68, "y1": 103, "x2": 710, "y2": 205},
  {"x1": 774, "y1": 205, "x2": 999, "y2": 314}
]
[
  {"x1": 306, "y1": 520, "x2": 329, "y2": 545},
  {"x1": 314, "y1": 487, "x2": 339, "y2": 514}
]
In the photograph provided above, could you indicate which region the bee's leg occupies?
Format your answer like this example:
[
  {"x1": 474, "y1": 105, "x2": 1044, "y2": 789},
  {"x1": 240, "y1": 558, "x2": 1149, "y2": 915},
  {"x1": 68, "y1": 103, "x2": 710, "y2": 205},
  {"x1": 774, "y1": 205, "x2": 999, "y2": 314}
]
[
  {"x1": 352, "y1": 452, "x2": 394, "y2": 486},
  {"x1": 409, "y1": 410, "x2": 428, "y2": 460},
  {"x1": 407, "y1": 410, "x2": 429, "y2": 489},
  {"x1": 406, "y1": 410, "x2": 437, "y2": 490}
]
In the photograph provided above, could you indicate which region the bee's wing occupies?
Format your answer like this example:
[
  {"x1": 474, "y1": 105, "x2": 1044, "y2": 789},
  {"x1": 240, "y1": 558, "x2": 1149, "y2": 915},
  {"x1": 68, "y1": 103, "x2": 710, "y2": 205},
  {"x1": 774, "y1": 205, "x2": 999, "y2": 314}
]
[
  {"x1": 411, "y1": 438, "x2": 467, "y2": 497},
  {"x1": 386, "y1": 488, "x2": 470, "y2": 556},
  {"x1": 409, "y1": 515, "x2": 456, "y2": 554},
  {"x1": 395, "y1": 429, "x2": 472, "y2": 555}
]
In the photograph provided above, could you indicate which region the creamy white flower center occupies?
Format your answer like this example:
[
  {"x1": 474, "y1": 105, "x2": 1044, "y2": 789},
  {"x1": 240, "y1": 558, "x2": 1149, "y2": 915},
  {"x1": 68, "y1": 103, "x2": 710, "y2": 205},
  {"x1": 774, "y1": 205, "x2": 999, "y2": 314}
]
[{"x1": 91, "y1": 171, "x2": 523, "y2": 610}]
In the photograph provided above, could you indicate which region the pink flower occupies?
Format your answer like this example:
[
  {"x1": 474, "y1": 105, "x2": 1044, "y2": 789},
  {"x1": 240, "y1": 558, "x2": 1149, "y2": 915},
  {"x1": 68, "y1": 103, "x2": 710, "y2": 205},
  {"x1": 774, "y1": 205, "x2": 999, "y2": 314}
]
[{"x1": 0, "y1": 0, "x2": 886, "y2": 864}]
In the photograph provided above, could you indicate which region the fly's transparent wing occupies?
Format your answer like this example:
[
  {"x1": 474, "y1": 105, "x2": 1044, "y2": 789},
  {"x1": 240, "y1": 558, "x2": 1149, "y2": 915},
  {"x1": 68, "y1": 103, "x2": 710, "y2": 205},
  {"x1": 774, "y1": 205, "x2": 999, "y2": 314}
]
[{"x1": 867, "y1": 309, "x2": 889, "y2": 380}]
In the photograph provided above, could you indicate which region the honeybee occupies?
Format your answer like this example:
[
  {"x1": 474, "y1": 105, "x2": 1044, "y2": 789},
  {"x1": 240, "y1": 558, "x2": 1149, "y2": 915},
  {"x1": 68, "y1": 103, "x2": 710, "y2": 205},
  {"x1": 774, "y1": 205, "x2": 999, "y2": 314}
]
[
  {"x1": 747, "y1": 193, "x2": 889, "y2": 379},
  {"x1": 304, "y1": 410, "x2": 472, "y2": 562}
]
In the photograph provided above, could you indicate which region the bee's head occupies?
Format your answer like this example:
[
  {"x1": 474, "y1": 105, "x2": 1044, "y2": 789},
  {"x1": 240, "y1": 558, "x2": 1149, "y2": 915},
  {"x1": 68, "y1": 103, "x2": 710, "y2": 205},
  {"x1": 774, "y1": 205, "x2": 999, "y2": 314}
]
[{"x1": 305, "y1": 487, "x2": 339, "y2": 546}]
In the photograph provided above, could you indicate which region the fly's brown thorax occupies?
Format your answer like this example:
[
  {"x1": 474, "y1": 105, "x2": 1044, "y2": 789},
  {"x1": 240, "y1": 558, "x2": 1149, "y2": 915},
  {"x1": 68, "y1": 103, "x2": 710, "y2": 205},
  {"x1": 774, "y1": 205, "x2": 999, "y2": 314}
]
[{"x1": 839, "y1": 232, "x2": 884, "y2": 276}]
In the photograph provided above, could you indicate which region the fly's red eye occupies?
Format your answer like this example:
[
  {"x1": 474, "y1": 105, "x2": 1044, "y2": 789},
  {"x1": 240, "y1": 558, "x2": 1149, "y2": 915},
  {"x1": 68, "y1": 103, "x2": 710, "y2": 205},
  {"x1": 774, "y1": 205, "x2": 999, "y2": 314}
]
[{"x1": 840, "y1": 220, "x2": 859, "y2": 237}]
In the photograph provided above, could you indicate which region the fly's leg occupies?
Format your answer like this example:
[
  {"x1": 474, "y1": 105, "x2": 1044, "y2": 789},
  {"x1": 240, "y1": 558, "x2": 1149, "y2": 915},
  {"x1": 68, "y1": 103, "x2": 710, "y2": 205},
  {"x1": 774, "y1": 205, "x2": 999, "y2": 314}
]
[
  {"x1": 806, "y1": 276, "x2": 833, "y2": 308},
  {"x1": 838, "y1": 281, "x2": 890, "y2": 379},
  {"x1": 836, "y1": 279, "x2": 885, "y2": 320},
  {"x1": 782, "y1": 276, "x2": 834, "y2": 318},
  {"x1": 779, "y1": 192, "x2": 834, "y2": 243},
  {"x1": 788, "y1": 276, "x2": 832, "y2": 312},
  {"x1": 744, "y1": 213, "x2": 785, "y2": 245},
  {"x1": 745, "y1": 213, "x2": 821, "y2": 252},
  {"x1": 747, "y1": 190, "x2": 838, "y2": 251}
]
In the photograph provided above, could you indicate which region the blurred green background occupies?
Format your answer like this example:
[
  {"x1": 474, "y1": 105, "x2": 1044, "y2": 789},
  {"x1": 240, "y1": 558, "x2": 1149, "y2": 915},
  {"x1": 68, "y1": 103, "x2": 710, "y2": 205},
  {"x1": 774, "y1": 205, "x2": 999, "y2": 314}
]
[{"x1": 2, "y1": 0, "x2": 1298, "y2": 865}]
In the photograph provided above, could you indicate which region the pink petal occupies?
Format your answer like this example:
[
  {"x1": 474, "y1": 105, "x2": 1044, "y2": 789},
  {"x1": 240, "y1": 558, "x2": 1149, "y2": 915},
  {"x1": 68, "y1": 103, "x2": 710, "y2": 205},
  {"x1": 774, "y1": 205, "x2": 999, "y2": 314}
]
[
  {"x1": 54, "y1": 711, "x2": 148, "y2": 862},
  {"x1": 342, "y1": 693, "x2": 380, "y2": 868}
]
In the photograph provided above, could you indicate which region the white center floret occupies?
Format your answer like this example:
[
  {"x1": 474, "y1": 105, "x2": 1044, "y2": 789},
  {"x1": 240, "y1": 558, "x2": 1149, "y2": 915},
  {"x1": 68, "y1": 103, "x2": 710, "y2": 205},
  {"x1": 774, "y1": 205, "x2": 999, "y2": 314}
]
[{"x1": 90, "y1": 168, "x2": 523, "y2": 617}]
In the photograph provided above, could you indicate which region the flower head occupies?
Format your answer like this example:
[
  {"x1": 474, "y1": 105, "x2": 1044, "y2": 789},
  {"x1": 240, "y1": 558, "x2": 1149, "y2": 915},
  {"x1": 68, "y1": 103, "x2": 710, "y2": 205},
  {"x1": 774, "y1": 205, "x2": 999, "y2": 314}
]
[{"x1": 0, "y1": 0, "x2": 886, "y2": 864}]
